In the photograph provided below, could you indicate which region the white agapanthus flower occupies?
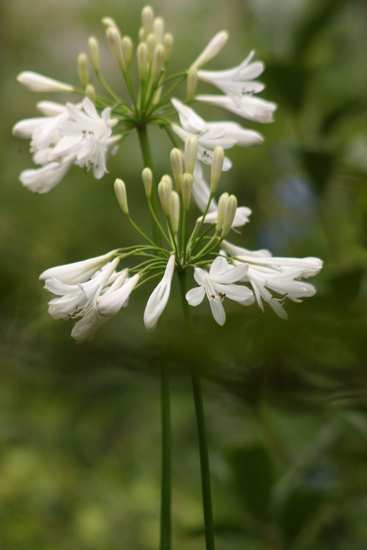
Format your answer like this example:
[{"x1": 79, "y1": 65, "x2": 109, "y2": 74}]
[
  {"x1": 221, "y1": 241, "x2": 322, "y2": 319},
  {"x1": 197, "y1": 50, "x2": 266, "y2": 99},
  {"x1": 144, "y1": 254, "x2": 175, "y2": 331},
  {"x1": 171, "y1": 98, "x2": 263, "y2": 170},
  {"x1": 39, "y1": 250, "x2": 118, "y2": 284},
  {"x1": 186, "y1": 256, "x2": 254, "y2": 325},
  {"x1": 195, "y1": 94, "x2": 277, "y2": 124}
]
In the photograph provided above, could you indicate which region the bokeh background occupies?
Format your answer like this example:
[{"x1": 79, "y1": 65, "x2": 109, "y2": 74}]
[{"x1": 1, "y1": 0, "x2": 367, "y2": 548}]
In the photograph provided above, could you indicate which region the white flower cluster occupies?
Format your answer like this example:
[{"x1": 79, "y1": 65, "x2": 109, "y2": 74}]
[{"x1": 13, "y1": 97, "x2": 120, "y2": 193}]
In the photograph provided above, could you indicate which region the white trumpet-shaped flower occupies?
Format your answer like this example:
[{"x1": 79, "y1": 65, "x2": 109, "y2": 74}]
[
  {"x1": 195, "y1": 94, "x2": 277, "y2": 123},
  {"x1": 197, "y1": 50, "x2": 266, "y2": 99},
  {"x1": 171, "y1": 99, "x2": 263, "y2": 170},
  {"x1": 221, "y1": 241, "x2": 322, "y2": 319},
  {"x1": 19, "y1": 153, "x2": 77, "y2": 193},
  {"x1": 144, "y1": 254, "x2": 176, "y2": 331},
  {"x1": 40, "y1": 250, "x2": 118, "y2": 285},
  {"x1": 186, "y1": 256, "x2": 254, "y2": 325}
]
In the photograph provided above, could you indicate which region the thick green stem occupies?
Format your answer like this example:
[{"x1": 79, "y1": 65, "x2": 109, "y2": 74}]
[
  {"x1": 137, "y1": 125, "x2": 161, "y2": 245},
  {"x1": 178, "y1": 272, "x2": 215, "y2": 550},
  {"x1": 160, "y1": 361, "x2": 171, "y2": 550}
]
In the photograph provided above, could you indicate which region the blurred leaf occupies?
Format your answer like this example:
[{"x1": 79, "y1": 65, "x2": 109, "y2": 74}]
[
  {"x1": 293, "y1": 0, "x2": 351, "y2": 59},
  {"x1": 227, "y1": 443, "x2": 274, "y2": 522},
  {"x1": 320, "y1": 100, "x2": 363, "y2": 136},
  {"x1": 278, "y1": 487, "x2": 323, "y2": 543},
  {"x1": 301, "y1": 149, "x2": 335, "y2": 193},
  {"x1": 329, "y1": 268, "x2": 364, "y2": 304},
  {"x1": 265, "y1": 64, "x2": 312, "y2": 111}
]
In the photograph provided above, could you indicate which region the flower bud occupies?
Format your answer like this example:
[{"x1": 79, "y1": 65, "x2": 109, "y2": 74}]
[
  {"x1": 170, "y1": 148, "x2": 183, "y2": 193},
  {"x1": 184, "y1": 135, "x2": 198, "y2": 175},
  {"x1": 17, "y1": 72, "x2": 74, "y2": 93},
  {"x1": 142, "y1": 167, "x2": 153, "y2": 198},
  {"x1": 114, "y1": 179, "x2": 128, "y2": 215},
  {"x1": 137, "y1": 43, "x2": 149, "y2": 81},
  {"x1": 142, "y1": 5, "x2": 154, "y2": 36},
  {"x1": 190, "y1": 30, "x2": 228, "y2": 70},
  {"x1": 158, "y1": 181, "x2": 170, "y2": 216},
  {"x1": 215, "y1": 193, "x2": 229, "y2": 232},
  {"x1": 221, "y1": 194, "x2": 237, "y2": 237},
  {"x1": 122, "y1": 36, "x2": 133, "y2": 64},
  {"x1": 153, "y1": 17, "x2": 164, "y2": 44},
  {"x1": 88, "y1": 37, "x2": 99, "y2": 73},
  {"x1": 210, "y1": 146, "x2": 224, "y2": 194},
  {"x1": 187, "y1": 67, "x2": 198, "y2": 103},
  {"x1": 102, "y1": 17, "x2": 119, "y2": 31},
  {"x1": 86, "y1": 84, "x2": 96, "y2": 103},
  {"x1": 170, "y1": 191, "x2": 180, "y2": 233},
  {"x1": 106, "y1": 27, "x2": 125, "y2": 72},
  {"x1": 163, "y1": 33, "x2": 174, "y2": 63},
  {"x1": 181, "y1": 173, "x2": 193, "y2": 210},
  {"x1": 146, "y1": 34, "x2": 156, "y2": 61},
  {"x1": 77, "y1": 53, "x2": 89, "y2": 88},
  {"x1": 138, "y1": 27, "x2": 146, "y2": 43},
  {"x1": 161, "y1": 175, "x2": 172, "y2": 196},
  {"x1": 152, "y1": 44, "x2": 165, "y2": 83}
]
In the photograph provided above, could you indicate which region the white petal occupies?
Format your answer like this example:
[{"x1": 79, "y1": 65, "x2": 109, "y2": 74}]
[
  {"x1": 209, "y1": 299, "x2": 226, "y2": 325},
  {"x1": 209, "y1": 256, "x2": 229, "y2": 277},
  {"x1": 40, "y1": 251, "x2": 117, "y2": 284},
  {"x1": 211, "y1": 263, "x2": 249, "y2": 283},
  {"x1": 186, "y1": 286, "x2": 205, "y2": 306},
  {"x1": 97, "y1": 274, "x2": 139, "y2": 317},
  {"x1": 213, "y1": 282, "x2": 253, "y2": 302}
]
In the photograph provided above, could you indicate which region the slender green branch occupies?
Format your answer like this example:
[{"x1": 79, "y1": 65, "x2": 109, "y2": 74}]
[{"x1": 160, "y1": 361, "x2": 171, "y2": 550}]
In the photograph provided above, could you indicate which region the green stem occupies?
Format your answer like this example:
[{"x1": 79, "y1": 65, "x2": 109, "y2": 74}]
[
  {"x1": 137, "y1": 125, "x2": 161, "y2": 245},
  {"x1": 177, "y1": 272, "x2": 215, "y2": 550},
  {"x1": 160, "y1": 361, "x2": 171, "y2": 550}
]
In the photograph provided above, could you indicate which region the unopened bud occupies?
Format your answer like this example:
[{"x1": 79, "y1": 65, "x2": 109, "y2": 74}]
[
  {"x1": 142, "y1": 5, "x2": 154, "y2": 36},
  {"x1": 146, "y1": 34, "x2": 156, "y2": 61},
  {"x1": 88, "y1": 37, "x2": 99, "y2": 73},
  {"x1": 181, "y1": 173, "x2": 193, "y2": 210},
  {"x1": 158, "y1": 181, "x2": 170, "y2": 216},
  {"x1": 161, "y1": 175, "x2": 172, "y2": 196},
  {"x1": 114, "y1": 179, "x2": 128, "y2": 215},
  {"x1": 215, "y1": 193, "x2": 229, "y2": 232},
  {"x1": 221, "y1": 195, "x2": 237, "y2": 237},
  {"x1": 102, "y1": 17, "x2": 119, "y2": 32},
  {"x1": 170, "y1": 191, "x2": 180, "y2": 233},
  {"x1": 139, "y1": 27, "x2": 146, "y2": 43},
  {"x1": 106, "y1": 27, "x2": 125, "y2": 72},
  {"x1": 122, "y1": 36, "x2": 133, "y2": 64},
  {"x1": 190, "y1": 30, "x2": 229, "y2": 70},
  {"x1": 152, "y1": 44, "x2": 165, "y2": 83},
  {"x1": 137, "y1": 43, "x2": 149, "y2": 81},
  {"x1": 170, "y1": 148, "x2": 184, "y2": 192},
  {"x1": 163, "y1": 33, "x2": 174, "y2": 62},
  {"x1": 142, "y1": 168, "x2": 153, "y2": 198},
  {"x1": 86, "y1": 84, "x2": 96, "y2": 103},
  {"x1": 210, "y1": 146, "x2": 224, "y2": 194},
  {"x1": 17, "y1": 72, "x2": 74, "y2": 93},
  {"x1": 153, "y1": 17, "x2": 164, "y2": 44},
  {"x1": 184, "y1": 135, "x2": 198, "y2": 175},
  {"x1": 77, "y1": 53, "x2": 89, "y2": 88},
  {"x1": 187, "y1": 67, "x2": 198, "y2": 103}
]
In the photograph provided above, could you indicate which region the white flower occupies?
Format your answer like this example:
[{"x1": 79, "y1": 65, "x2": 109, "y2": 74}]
[
  {"x1": 48, "y1": 98, "x2": 112, "y2": 179},
  {"x1": 97, "y1": 273, "x2": 140, "y2": 317},
  {"x1": 19, "y1": 153, "x2": 76, "y2": 193},
  {"x1": 186, "y1": 256, "x2": 254, "y2": 325},
  {"x1": 17, "y1": 71, "x2": 74, "y2": 93},
  {"x1": 195, "y1": 94, "x2": 277, "y2": 123},
  {"x1": 190, "y1": 31, "x2": 229, "y2": 70},
  {"x1": 221, "y1": 241, "x2": 322, "y2": 319},
  {"x1": 40, "y1": 250, "x2": 118, "y2": 284},
  {"x1": 192, "y1": 163, "x2": 251, "y2": 228},
  {"x1": 144, "y1": 254, "x2": 175, "y2": 331},
  {"x1": 197, "y1": 50, "x2": 266, "y2": 99},
  {"x1": 171, "y1": 99, "x2": 263, "y2": 170}
]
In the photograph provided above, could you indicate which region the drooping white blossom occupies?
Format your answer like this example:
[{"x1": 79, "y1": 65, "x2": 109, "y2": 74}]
[
  {"x1": 195, "y1": 94, "x2": 277, "y2": 123},
  {"x1": 186, "y1": 256, "x2": 254, "y2": 325},
  {"x1": 40, "y1": 250, "x2": 118, "y2": 285},
  {"x1": 144, "y1": 254, "x2": 175, "y2": 331},
  {"x1": 19, "y1": 153, "x2": 77, "y2": 193}
]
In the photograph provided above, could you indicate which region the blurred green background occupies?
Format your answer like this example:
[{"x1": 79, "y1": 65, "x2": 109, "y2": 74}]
[{"x1": 1, "y1": 0, "x2": 367, "y2": 548}]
